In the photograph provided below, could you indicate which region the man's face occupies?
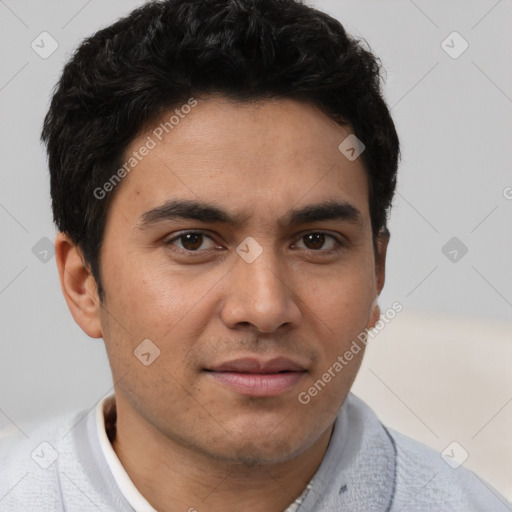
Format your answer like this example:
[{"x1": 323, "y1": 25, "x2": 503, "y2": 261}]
[{"x1": 95, "y1": 97, "x2": 385, "y2": 464}]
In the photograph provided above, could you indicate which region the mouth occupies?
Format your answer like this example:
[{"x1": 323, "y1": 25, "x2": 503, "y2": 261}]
[{"x1": 204, "y1": 357, "x2": 307, "y2": 397}]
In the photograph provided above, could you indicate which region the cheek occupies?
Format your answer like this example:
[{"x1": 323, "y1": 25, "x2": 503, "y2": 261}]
[
  {"x1": 100, "y1": 250, "x2": 223, "y2": 370},
  {"x1": 305, "y1": 264, "x2": 375, "y2": 334},
  {"x1": 102, "y1": 250, "x2": 187, "y2": 328},
  {"x1": 297, "y1": 275, "x2": 371, "y2": 413}
]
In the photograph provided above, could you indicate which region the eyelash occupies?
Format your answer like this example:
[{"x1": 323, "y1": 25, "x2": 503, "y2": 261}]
[{"x1": 163, "y1": 230, "x2": 345, "y2": 255}]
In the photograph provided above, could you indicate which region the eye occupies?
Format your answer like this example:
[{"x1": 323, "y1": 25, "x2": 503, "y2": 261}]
[
  {"x1": 165, "y1": 231, "x2": 218, "y2": 251},
  {"x1": 294, "y1": 232, "x2": 341, "y2": 251}
]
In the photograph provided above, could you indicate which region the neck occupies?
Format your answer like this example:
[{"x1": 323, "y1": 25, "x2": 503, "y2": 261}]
[{"x1": 110, "y1": 395, "x2": 333, "y2": 512}]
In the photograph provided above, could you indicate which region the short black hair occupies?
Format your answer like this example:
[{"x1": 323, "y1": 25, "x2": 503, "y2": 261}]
[{"x1": 42, "y1": 0, "x2": 399, "y2": 300}]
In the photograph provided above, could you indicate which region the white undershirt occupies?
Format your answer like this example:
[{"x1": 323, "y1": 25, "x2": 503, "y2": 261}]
[
  {"x1": 95, "y1": 396, "x2": 311, "y2": 512},
  {"x1": 95, "y1": 396, "x2": 158, "y2": 512}
]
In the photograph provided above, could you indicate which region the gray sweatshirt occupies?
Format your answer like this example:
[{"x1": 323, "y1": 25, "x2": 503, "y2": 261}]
[{"x1": 0, "y1": 393, "x2": 510, "y2": 511}]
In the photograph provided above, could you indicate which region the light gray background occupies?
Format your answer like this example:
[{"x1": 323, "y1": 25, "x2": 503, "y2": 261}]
[{"x1": 1, "y1": 0, "x2": 511, "y2": 501}]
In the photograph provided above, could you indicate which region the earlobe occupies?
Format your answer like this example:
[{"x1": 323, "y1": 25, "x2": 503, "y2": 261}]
[
  {"x1": 367, "y1": 299, "x2": 381, "y2": 330},
  {"x1": 366, "y1": 228, "x2": 390, "y2": 330},
  {"x1": 55, "y1": 232, "x2": 103, "y2": 338},
  {"x1": 375, "y1": 228, "x2": 390, "y2": 295}
]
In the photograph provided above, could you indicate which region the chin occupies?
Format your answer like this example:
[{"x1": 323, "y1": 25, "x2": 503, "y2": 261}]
[
  {"x1": 208, "y1": 426, "x2": 314, "y2": 467},
  {"x1": 215, "y1": 441, "x2": 302, "y2": 467}
]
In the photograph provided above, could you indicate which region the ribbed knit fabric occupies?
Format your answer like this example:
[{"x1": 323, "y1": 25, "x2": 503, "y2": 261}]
[{"x1": 1, "y1": 393, "x2": 509, "y2": 511}]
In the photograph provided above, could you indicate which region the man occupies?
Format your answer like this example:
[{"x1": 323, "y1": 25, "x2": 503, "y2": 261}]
[{"x1": 0, "y1": 0, "x2": 509, "y2": 510}]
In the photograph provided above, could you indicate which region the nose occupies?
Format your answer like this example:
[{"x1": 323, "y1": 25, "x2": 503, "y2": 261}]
[{"x1": 220, "y1": 245, "x2": 302, "y2": 333}]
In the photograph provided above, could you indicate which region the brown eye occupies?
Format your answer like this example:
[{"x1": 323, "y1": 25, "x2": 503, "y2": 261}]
[
  {"x1": 181, "y1": 233, "x2": 203, "y2": 250},
  {"x1": 304, "y1": 233, "x2": 326, "y2": 250},
  {"x1": 295, "y1": 232, "x2": 340, "y2": 252},
  {"x1": 166, "y1": 232, "x2": 217, "y2": 252}
]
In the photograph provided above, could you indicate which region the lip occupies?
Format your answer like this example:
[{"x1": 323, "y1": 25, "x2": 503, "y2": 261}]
[
  {"x1": 208, "y1": 357, "x2": 306, "y2": 373},
  {"x1": 205, "y1": 357, "x2": 307, "y2": 397}
]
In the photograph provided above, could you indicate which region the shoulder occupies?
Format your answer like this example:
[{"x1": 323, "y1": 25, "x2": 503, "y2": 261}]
[
  {"x1": 0, "y1": 409, "x2": 86, "y2": 511},
  {"x1": 386, "y1": 427, "x2": 511, "y2": 512}
]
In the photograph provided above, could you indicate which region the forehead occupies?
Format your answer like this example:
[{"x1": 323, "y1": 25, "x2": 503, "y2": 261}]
[{"x1": 107, "y1": 97, "x2": 370, "y2": 227}]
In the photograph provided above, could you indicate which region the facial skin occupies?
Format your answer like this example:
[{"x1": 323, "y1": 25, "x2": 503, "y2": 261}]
[{"x1": 56, "y1": 96, "x2": 388, "y2": 512}]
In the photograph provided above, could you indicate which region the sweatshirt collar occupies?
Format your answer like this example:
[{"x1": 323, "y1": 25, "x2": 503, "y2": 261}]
[{"x1": 94, "y1": 395, "x2": 316, "y2": 512}]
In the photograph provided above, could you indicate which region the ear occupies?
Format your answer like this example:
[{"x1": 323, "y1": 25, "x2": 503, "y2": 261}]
[
  {"x1": 55, "y1": 232, "x2": 103, "y2": 338},
  {"x1": 366, "y1": 228, "x2": 390, "y2": 329}
]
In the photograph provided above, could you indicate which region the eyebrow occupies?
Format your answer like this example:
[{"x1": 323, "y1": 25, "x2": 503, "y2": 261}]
[{"x1": 136, "y1": 198, "x2": 363, "y2": 230}]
